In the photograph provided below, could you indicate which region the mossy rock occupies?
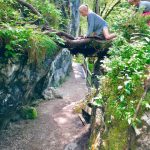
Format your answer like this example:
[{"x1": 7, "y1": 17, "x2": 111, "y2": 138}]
[{"x1": 19, "y1": 106, "x2": 38, "y2": 120}]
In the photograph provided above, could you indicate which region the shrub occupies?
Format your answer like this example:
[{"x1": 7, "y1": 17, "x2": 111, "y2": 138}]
[
  {"x1": 0, "y1": 25, "x2": 58, "y2": 63},
  {"x1": 0, "y1": 26, "x2": 32, "y2": 58},
  {"x1": 29, "y1": 0, "x2": 63, "y2": 28},
  {"x1": 95, "y1": 1, "x2": 150, "y2": 127},
  {"x1": 107, "y1": 2, "x2": 150, "y2": 40},
  {"x1": 90, "y1": 2, "x2": 150, "y2": 149},
  {"x1": 0, "y1": 1, "x2": 20, "y2": 24}
]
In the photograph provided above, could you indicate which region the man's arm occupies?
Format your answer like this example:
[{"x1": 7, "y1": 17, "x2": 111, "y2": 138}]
[
  {"x1": 103, "y1": 27, "x2": 116, "y2": 40},
  {"x1": 86, "y1": 14, "x2": 94, "y2": 36}
]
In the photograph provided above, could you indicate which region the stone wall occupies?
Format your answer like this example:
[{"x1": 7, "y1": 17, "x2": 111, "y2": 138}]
[{"x1": 0, "y1": 48, "x2": 72, "y2": 129}]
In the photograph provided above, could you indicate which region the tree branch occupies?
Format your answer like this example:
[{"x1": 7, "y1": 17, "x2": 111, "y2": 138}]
[
  {"x1": 133, "y1": 87, "x2": 148, "y2": 122},
  {"x1": 16, "y1": 0, "x2": 41, "y2": 16},
  {"x1": 103, "y1": 0, "x2": 121, "y2": 19},
  {"x1": 100, "y1": 3, "x2": 107, "y2": 17}
]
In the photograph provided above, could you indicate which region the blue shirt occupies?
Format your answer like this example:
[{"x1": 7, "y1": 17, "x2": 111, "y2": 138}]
[
  {"x1": 138, "y1": 1, "x2": 150, "y2": 13},
  {"x1": 87, "y1": 11, "x2": 108, "y2": 36}
]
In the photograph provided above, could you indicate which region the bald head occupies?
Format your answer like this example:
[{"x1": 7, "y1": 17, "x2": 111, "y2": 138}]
[
  {"x1": 79, "y1": 4, "x2": 88, "y2": 11},
  {"x1": 79, "y1": 4, "x2": 89, "y2": 16},
  {"x1": 128, "y1": 0, "x2": 140, "y2": 5}
]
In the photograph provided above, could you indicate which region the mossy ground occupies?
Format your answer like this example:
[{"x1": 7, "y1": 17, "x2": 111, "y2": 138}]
[{"x1": 19, "y1": 106, "x2": 38, "y2": 120}]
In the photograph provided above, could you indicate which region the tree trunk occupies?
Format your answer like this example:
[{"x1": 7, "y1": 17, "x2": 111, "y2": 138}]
[
  {"x1": 93, "y1": 0, "x2": 100, "y2": 14},
  {"x1": 70, "y1": 0, "x2": 80, "y2": 37}
]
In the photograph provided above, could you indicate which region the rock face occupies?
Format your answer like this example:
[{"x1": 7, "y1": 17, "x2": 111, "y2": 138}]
[
  {"x1": 0, "y1": 48, "x2": 72, "y2": 129},
  {"x1": 136, "y1": 111, "x2": 150, "y2": 150}
]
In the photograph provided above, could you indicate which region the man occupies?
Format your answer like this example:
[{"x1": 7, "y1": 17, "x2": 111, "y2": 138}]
[
  {"x1": 128, "y1": 0, "x2": 150, "y2": 26},
  {"x1": 128, "y1": 0, "x2": 150, "y2": 13},
  {"x1": 79, "y1": 4, "x2": 116, "y2": 40}
]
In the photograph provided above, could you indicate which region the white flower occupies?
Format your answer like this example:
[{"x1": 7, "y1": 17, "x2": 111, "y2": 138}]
[{"x1": 118, "y1": 85, "x2": 123, "y2": 90}]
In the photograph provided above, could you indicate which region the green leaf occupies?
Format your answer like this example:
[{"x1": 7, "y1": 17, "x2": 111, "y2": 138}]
[
  {"x1": 93, "y1": 99, "x2": 103, "y2": 107},
  {"x1": 5, "y1": 44, "x2": 13, "y2": 51},
  {"x1": 120, "y1": 95, "x2": 125, "y2": 102}
]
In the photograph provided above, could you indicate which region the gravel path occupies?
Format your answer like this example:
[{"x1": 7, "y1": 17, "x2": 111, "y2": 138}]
[{"x1": 0, "y1": 63, "x2": 89, "y2": 150}]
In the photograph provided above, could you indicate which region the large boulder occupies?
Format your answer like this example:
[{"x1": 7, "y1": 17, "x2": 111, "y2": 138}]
[{"x1": 0, "y1": 48, "x2": 72, "y2": 129}]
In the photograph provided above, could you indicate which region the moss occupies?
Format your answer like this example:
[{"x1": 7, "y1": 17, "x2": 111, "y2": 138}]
[
  {"x1": 27, "y1": 31, "x2": 58, "y2": 64},
  {"x1": 102, "y1": 120, "x2": 128, "y2": 150},
  {"x1": 19, "y1": 106, "x2": 38, "y2": 120},
  {"x1": 99, "y1": 79, "x2": 149, "y2": 150}
]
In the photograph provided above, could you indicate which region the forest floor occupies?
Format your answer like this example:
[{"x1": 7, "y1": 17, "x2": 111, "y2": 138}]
[{"x1": 0, "y1": 62, "x2": 90, "y2": 150}]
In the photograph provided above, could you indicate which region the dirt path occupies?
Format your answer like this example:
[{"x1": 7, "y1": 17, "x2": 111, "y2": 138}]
[{"x1": 0, "y1": 63, "x2": 89, "y2": 150}]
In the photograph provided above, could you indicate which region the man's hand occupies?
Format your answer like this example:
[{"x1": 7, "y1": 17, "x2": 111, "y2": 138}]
[
  {"x1": 75, "y1": 36, "x2": 82, "y2": 40},
  {"x1": 83, "y1": 35, "x2": 87, "y2": 38},
  {"x1": 75, "y1": 35, "x2": 87, "y2": 40}
]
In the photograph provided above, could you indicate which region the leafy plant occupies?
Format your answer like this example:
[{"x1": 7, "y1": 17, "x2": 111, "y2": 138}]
[
  {"x1": 0, "y1": 1, "x2": 20, "y2": 24},
  {"x1": 29, "y1": 0, "x2": 63, "y2": 28},
  {"x1": 0, "y1": 25, "x2": 58, "y2": 63},
  {"x1": 0, "y1": 26, "x2": 32, "y2": 58},
  {"x1": 98, "y1": 1, "x2": 150, "y2": 127},
  {"x1": 101, "y1": 39, "x2": 150, "y2": 123}
]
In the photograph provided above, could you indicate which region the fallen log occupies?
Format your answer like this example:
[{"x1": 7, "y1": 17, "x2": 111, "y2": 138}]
[{"x1": 44, "y1": 30, "x2": 113, "y2": 57}]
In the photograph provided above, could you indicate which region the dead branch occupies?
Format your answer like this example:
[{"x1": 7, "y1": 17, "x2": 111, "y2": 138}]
[
  {"x1": 16, "y1": 0, "x2": 41, "y2": 16},
  {"x1": 100, "y1": 2, "x2": 107, "y2": 17},
  {"x1": 133, "y1": 66, "x2": 150, "y2": 121},
  {"x1": 133, "y1": 87, "x2": 148, "y2": 122},
  {"x1": 103, "y1": 0, "x2": 121, "y2": 20}
]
